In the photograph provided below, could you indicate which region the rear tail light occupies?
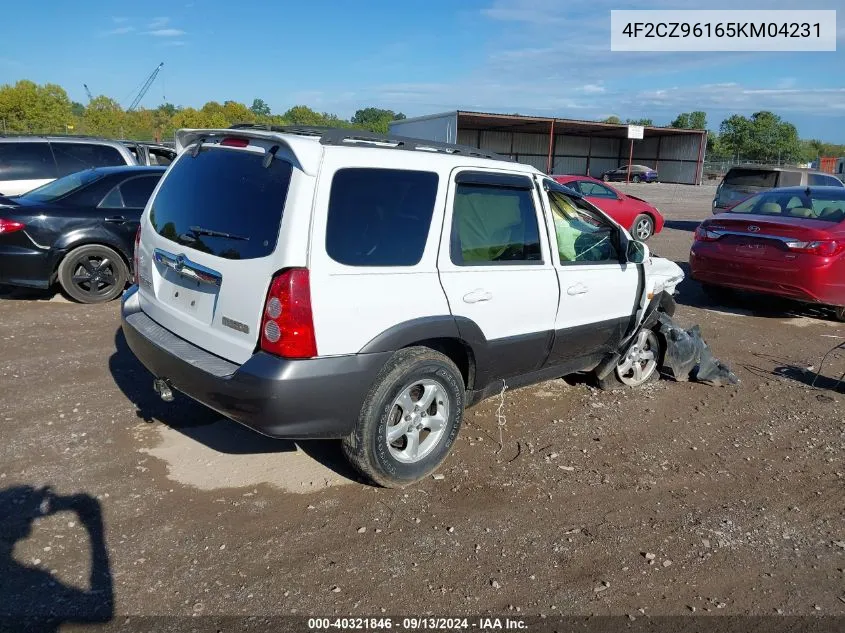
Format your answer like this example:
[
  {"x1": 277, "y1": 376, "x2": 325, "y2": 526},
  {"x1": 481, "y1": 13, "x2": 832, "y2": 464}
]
[
  {"x1": 220, "y1": 137, "x2": 249, "y2": 148},
  {"x1": 694, "y1": 226, "x2": 721, "y2": 242},
  {"x1": 133, "y1": 225, "x2": 141, "y2": 284},
  {"x1": 0, "y1": 218, "x2": 25, "y2": 234},
  {"x1": 785, "y1": 240, "x2": 845, "y2": 257},
  {"x1": 260, "y1": 268, "x2": 317, "y2": 359}
]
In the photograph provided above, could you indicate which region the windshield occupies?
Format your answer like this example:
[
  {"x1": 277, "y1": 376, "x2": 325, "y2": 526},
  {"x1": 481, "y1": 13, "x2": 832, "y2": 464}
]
[
  {"x1": 729, "y1": 190, "x2": 845, "y2": 222},
  {"x1": 22, "y1": 169, "x2": 102, "y2": 202},
  {"x1": 723, "y1": 169, "x2": 778, "y2": 188}
]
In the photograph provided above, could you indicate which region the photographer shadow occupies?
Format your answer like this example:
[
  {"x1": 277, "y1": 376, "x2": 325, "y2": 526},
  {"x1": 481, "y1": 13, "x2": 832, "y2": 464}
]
[{"x1": 0, "y1": 486, "x2": 113, "y2": 632}]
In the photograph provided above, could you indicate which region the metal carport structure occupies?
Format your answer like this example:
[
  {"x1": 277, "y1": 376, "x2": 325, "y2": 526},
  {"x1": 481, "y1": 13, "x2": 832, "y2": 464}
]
[{"x1": 389, "y1": 110, "x2": 707, "y2": 185}]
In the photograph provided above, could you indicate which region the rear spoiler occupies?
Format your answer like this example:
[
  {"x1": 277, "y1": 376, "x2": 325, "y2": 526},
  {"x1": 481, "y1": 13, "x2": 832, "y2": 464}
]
[{"x1": 174, "y1": 128, "x2": 322, "y2": 176}]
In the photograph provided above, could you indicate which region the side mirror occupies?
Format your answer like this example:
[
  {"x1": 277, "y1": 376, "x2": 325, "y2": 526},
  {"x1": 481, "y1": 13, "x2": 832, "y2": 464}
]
[{"x1": 626, "y1": 239, "x2": 649, "y2": 264}]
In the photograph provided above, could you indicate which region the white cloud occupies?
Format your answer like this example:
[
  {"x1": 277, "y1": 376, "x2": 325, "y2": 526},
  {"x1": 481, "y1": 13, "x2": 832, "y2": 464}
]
[
  {"x1": 161, "y1": 40, "x2": 187, "y2": 47},
  {"x1": 148, "y1": 17, "x2": 170, "y2": 28},
  {"x1": 146, "y1": 28, "x2": 185, "y2": 37},
  {"x1": 580, "y1": 84, "x2": 606, "y2": 94},
  {"x1": 103, "y1": 26, "x2": 134, "y2": 36},
  {"x1": 112, "y1": 16, "x2": 129, "y2": 23}
]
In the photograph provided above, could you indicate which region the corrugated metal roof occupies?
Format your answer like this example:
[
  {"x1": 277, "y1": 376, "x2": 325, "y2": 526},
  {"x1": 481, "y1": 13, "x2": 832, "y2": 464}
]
[{"x1": 454, "y1": 110, "x2": 706, "y2": 139}]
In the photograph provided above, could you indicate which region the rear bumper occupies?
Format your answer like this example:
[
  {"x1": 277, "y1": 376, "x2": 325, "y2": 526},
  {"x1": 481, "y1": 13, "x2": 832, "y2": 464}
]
[
  {"x1": 689, "y1": 247, "x2": 845, "y2": 306},
  {"x1": 120, "y1": 285, "x2": 391, "y2": 439},
  {"x1": 0, "y1": 242, "x2": 56, "y2": 289}
]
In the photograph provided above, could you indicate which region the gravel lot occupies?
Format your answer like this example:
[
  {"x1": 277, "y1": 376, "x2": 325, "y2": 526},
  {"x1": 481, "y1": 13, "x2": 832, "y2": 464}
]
[{"x1": 2, "y1": 182, "x2": 844, "y2": 629}]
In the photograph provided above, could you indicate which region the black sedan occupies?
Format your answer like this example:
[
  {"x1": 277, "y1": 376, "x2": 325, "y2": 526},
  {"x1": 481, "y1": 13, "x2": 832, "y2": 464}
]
[{"x1": 0, "y1": 166, "x2": 165, "y2": 303}]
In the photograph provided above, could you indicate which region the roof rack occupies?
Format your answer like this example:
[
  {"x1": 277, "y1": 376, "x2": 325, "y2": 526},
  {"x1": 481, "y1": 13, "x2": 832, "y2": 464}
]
[{"x1": 227, "y1": 123, "x2": 514, "y2": 162}]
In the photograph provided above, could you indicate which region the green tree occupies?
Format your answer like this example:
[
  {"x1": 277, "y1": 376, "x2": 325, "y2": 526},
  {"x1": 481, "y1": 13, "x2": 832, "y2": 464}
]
[
  {"x1": 602, "y1": 116, "x2": 622, "y2": 124},
  {"x1": 626, "y1": 118, "x2": 653, "y2": 126},
  {"x1": 250, "y1": 98, "x2": 271, "y2": 117},
  {"x1": 83, "y1": 95, "x2": 126, "y2": 137},
  {"x1": 351, "y1": 107, "x2": 406, "y2": 133},
  {"x1": 670, "y1": 111, "x2": 707, "y2": 130},
  {"x1": 0, "y1": 80, "x2": 74, "y2": 133},
  {"x1": 718, "y1": 111, "x2": 800, "y2": 163}
]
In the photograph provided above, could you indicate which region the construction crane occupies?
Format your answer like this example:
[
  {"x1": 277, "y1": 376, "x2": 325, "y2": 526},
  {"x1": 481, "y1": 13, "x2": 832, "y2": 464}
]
[
  {"x1": 126, "y1": 62, "x2": 164, "y2": 112},
  {"x1": 83, "y1": 84, "x2": 94, "y2": 102}
]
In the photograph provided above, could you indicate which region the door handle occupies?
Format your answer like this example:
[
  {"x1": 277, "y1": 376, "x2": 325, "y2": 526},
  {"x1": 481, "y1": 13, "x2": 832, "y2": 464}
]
[
  {"x1": 104, "y1": 216, "x2": 127, "y2": 223},
  {"x1": 462, "y1": 289, "x2": 493, "y2": 304},
  {"x1": 567, "y1": 283, "x2": 589, "y2": 296}
]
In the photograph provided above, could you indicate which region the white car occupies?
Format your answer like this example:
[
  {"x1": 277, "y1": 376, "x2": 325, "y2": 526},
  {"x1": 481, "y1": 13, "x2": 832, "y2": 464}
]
[
  {"x1": 0, "y1": 137, "x2": 137, "y2": 196},
  {"x1": 121, "y1": 125, "x2": 684, "y2": 487}
]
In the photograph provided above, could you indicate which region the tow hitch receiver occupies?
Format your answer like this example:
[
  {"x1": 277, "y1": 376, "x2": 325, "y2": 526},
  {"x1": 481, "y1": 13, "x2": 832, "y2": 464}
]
[{"x1": 153, "y1": 378, "x2": 174, "y2": 402}]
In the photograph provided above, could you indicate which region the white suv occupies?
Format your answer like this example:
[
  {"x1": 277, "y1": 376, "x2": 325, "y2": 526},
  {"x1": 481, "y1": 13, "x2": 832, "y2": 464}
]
[{"x1": 121, "y1": 126, "x2": 684, "y2": 487}]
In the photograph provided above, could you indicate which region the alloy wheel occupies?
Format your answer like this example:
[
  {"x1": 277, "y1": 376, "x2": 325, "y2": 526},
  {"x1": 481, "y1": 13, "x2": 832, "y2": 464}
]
[{"x1": 385, "y1": 379, "x2": 450, "y2": 463}]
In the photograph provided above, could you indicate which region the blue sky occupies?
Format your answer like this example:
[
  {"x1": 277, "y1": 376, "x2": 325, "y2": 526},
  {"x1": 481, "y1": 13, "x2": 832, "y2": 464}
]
[{"x1": 2, "y1": 0, "x2": 844, "y2": 141}]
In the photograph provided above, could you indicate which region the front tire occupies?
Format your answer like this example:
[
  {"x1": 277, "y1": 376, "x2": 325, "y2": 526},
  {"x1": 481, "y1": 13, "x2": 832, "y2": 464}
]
[
  {"x1": 342, "y1": 347, "x2": 465, "y2": 488},
  {"x1": 602, "y1": 174, "x2": 610, "y2": 182},
  {"x1": 631, "y1": 214, "x2": 655, "y2": 241},
  {"x1": 834, "y1": 306, "x2": 845, "y2": 322},
  {"x1": 597, "y1": 329, "x2": 662, "y2": 390},
  {"x1": 58, "y1": 244, "x2": 128, "y2": 304}
]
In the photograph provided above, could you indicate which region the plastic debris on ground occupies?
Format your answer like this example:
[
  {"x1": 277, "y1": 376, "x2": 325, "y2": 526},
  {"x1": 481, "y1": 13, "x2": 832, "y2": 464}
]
[{"x1": 655, "y1": 313, "x2": 739, "y2": 387}]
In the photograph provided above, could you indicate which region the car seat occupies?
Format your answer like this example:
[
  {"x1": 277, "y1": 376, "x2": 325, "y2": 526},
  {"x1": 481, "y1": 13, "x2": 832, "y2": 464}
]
[
  {"x1": 758, "y1": 202, "x2": 782, "y2": 215},
  {"x1": 819, "y1": 206, "x2": 845, "y2": 222}
]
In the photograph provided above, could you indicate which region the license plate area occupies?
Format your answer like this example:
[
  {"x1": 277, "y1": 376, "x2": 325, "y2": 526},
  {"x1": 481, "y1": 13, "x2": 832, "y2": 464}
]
[
  {"x1": 153, "y1": 249, "x2": 221, "y2": 325},
  {"x1": 735, "y1": 242, "x2": 768, "y2": 256}
]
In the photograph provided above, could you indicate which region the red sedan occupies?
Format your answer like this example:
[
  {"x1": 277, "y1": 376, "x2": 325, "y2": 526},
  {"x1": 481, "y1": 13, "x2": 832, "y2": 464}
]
[
  {"x1": 690, "y1": 186, "x2": 845, "y2": 320},
  {"x1": 552, "y1": 175, "x2": 664, "y2": 241}
]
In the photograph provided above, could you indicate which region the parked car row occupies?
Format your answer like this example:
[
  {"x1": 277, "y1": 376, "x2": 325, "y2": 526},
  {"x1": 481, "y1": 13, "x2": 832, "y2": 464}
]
[{"x1": 0, "y1": 135, "x2": 175, "y2": 196}]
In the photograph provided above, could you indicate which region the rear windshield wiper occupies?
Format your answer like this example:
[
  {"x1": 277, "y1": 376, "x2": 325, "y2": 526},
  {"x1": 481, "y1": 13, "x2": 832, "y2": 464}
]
[{"x1": 186, "y1": 225, "x2": 250, "y2": 241}]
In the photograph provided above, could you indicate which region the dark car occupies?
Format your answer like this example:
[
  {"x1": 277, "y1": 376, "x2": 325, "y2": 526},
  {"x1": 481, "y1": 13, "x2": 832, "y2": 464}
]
[
  {"x1": 600, "y1": 164, "x2": 658, "y2": 183},
  {"x1": 0, "y1": 166, "x2": 165, "y2": 303},
  {"x1": 713, "y1": 165, "x2": 843, "y2": 213}
]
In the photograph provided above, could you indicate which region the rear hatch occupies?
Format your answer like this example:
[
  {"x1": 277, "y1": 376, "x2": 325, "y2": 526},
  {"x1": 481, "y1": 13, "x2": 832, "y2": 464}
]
[
  {"x1": 135, "y1": 133, "x2": 305, "y2": 364},
  {"x1": 715, "y1": 168, "x2": 782, "y2": 209}
]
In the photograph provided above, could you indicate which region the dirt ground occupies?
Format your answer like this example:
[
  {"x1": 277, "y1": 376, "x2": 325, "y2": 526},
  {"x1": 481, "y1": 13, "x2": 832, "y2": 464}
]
[{"x1": 1, "y1": 182, "x2": 844, "y2": 630}]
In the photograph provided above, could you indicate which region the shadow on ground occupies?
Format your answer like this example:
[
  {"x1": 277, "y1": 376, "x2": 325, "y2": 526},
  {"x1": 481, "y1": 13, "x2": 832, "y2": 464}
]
[
  {"x1": 108, "y1": 328, "x2": 361, "y2": 483},
  {"x1": 742, "y1": 352, "x2": 845, "y2": 393},
  {"x1": 0, "y1": 486, "x2": 113, "y2": 632},
  {"x1": 663, "y1": 220, "x2": 702, "y2": 233},
  {"x1": 0, "y1": 285, "x2": 60, "y2": 302}
]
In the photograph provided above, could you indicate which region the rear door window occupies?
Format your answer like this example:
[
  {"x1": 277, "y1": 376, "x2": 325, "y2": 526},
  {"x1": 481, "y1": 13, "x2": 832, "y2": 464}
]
[
  {"x1": 0, "y1": 142, "x2": 58, "y2": 181},
  {"x1": 149, "y1": 147, "x2": 293, "y2": 260},
  {"x1": 450, "y1": 183, "x2": 542, "y2": 265},
  {"x1": 52, "y1": 143, "x2": 126, "y2": 176},
  {"x1": 120, "y1": 175, "x2": 161, "y2": 207},
  {"x1": 724, "y1": 169, "x2": 778, "y2": 188},
  {"x1": 808, "y1": 173, "x2": 844, "y2": 187},
  {"x1": 326, "y1": 168, "x2": 438, "y2": 267}
]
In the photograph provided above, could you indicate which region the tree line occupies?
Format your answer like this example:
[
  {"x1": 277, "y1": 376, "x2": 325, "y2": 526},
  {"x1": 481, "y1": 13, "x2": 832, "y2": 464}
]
[
  {"x1": 0, "y1": 80, "x2": 406, "y2": 141},
  {"x1": 1, "y1": 79, "x2": 842, "y2": 165},
  {"x1": 603, "y1": 110, "x2": 845, "y2": 164}
]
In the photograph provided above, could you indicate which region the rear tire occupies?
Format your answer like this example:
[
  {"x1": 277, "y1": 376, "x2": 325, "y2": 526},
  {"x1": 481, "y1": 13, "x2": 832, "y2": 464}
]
[
  {"x1": 342, "y1": 347, "x2": 465, "y2": 488},
  {"x1": 631, "y1": 214, "x2": 655, "y2": 241},
  {"x1": 602, "y1": 174, "x2": 610, "y2": 182},
  {"x1": 834, "y1": 306, "x2": 845, "y2": 322},
  {"x1": 632, "y1": 174, "x2": 641, "y2": 183},
  {"x1": 597, "y1": 329, "x2": 663, "y2": 390},
  {"x1": 58, "y1": 244, "x2": 128, "y2": 304}
]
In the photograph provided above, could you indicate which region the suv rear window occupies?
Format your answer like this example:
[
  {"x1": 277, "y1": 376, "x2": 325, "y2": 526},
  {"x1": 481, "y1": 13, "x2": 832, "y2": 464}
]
[
  {"x1": 52, "y1": 143, "x2": 126, "y2": 176},
  {"x1": 723, "y1": 169, "x2": 778, "y2": 188},
  {"x1": 0, "y1": 142, "x2": 58, "y2": 181},
  {"x1": 326, "y1": 168, "x2": 439, "y2": 267},
  {"x1": 149, "y1": 147, "x2": 293, "y2": 260}
]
